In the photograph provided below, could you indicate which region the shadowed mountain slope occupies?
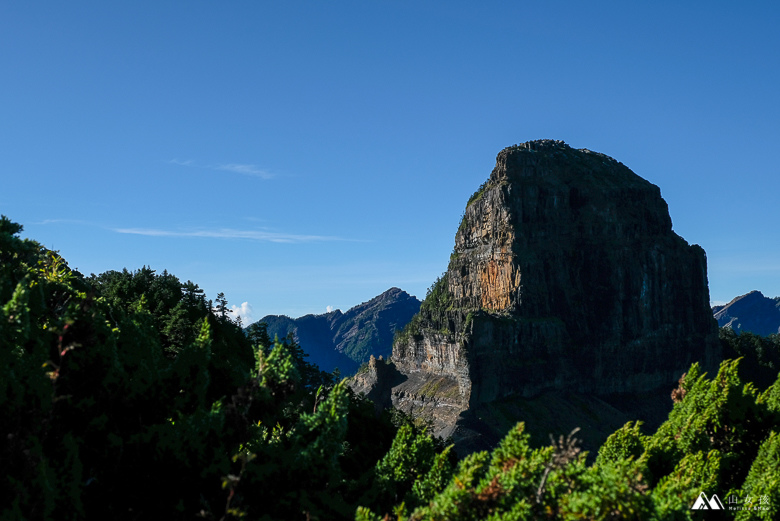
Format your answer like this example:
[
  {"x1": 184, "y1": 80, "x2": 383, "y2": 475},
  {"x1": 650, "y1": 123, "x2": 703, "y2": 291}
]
[
  {"x1": 256, "y1": 288, "x2": 421, "y2": 374},
  {"x1": 713, "y1": 290, "x2": 780, "y2": 337}
]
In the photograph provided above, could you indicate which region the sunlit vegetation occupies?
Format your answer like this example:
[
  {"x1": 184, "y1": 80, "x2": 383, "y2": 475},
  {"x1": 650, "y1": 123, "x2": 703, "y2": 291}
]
[
  {"x1": 394, "y1": 274, "x2": 452, "y2": 344},
  {"x1": 2, "y1": 215, "x2": 779, "y2": 520}
]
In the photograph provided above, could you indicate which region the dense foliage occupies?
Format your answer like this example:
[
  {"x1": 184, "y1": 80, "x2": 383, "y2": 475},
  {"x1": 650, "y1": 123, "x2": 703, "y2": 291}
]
[
  {"x1": 720, "y1": 327, "x2": 780, "y2": 390},
  {"x1": 394, "y1": 274, "x2": 452, "y2": 343},
  {"x1": 0, "y1": 216, "x2": 402, "y2": 520},
  {"x1": 2, "y1": 215, "x2": 779, "y2": 520},
  {"x1": 466, "y1": 179, "x2": 491, "y2": 207},
  {"x1": 356, "y1": 358, "x2": 780, "y2": 520}
]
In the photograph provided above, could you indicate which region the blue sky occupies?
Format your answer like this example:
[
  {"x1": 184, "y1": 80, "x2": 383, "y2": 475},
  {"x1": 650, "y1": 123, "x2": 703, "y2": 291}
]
[{"x1": 2, "y1": 1, "x2": 779, "y2": 323}]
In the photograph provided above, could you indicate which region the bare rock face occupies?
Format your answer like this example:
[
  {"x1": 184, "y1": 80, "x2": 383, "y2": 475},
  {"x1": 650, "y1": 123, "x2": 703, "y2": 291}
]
[{"x1": 372, "y1": 140, "x2": 720, "y2": 446}]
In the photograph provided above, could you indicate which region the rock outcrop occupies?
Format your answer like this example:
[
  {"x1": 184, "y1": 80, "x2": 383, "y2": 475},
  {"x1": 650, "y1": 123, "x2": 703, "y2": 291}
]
[
  {"x1": 713, "y1": 290, "x2": 780, "y2": 336},
  {"x1": 256, "y1": 287, "x2": 421, "y2": 374},
  {"x1": 361, "y1": 140, "x2": 720, "y2": 450}
]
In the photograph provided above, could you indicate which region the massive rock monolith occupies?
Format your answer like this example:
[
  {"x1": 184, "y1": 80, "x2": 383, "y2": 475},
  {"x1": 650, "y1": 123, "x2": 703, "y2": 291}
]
[{"x1": 354, "y1": 140, "x2": 720, "y2": 451}]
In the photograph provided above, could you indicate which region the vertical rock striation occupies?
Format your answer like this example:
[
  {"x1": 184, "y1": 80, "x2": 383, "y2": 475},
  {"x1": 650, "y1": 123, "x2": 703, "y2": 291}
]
[{"x1": 385, "y1": 140, "x2": 720, "y2": 444}]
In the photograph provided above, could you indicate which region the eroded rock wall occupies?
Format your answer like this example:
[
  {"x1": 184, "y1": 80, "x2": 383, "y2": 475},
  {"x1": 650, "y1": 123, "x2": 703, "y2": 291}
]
[{"x1": 376, "y1": 140, "x2": 719, "y2": 443}]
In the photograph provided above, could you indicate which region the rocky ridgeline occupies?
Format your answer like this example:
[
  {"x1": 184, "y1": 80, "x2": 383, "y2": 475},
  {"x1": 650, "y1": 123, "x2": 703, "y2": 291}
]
[
  {"x1": 713, "y1": 290, "x2": 780, "y2": 336},
  {"x1": 355, "y1": 140, "x2": 721, "y2": 450},
  {"x1": 258, "y1": 288, "x2": 420, "y2": 374}
]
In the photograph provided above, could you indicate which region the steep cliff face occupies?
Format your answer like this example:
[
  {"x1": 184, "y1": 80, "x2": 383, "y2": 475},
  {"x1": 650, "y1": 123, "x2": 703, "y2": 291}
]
[{"x1": 385, "y1": 140, "x2": 720, "y2": 442}]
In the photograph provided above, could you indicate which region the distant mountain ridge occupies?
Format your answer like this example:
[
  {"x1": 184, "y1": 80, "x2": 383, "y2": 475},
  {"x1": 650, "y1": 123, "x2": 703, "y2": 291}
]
[
  {"x1": 255, "y1": 288, "x2": 421, "y2": 374},
  {"x1": 713, "y1": 290, "x2": 780, "y2": 336}
]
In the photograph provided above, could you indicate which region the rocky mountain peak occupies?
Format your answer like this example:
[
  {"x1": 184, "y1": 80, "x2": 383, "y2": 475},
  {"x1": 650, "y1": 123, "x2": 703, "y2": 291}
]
[
  {"x1": 364, "y1": 141, "x2": 721, "y2": 451},
  {"x1": 506, "y1": 139, "x2": 569, "y2": 151},
  {"x1": 258, "y1": 287, "x2": 421, "y2": 374},
  {"x1": 360, "y1": 287, "x2": 413, "y2": 307},
  {"x1": 713, "y1": 290, "x2": 780, "y2": 336}
]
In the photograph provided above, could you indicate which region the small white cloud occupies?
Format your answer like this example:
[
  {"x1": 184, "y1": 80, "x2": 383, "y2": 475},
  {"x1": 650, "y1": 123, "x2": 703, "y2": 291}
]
[
  {"x1": 230, "y1": 302, "x2": 253, "y2": 324},
  {"x1": 168, "y1": 158, "x2": 195, "y2": 166},
  {"x1": 112, "y1": 227, "x2": 346, "y2": 243},
  {"x1": 34, "y1": 218, "x2": 93, "y2": 226},
  {"x1": 326, "y1": 305, "x2": 334, "y2": 313},
  {"x1": 168, "y1": 158, "x2": 274, "y2": 179},
  {"x1": 217, "y1": 163, "x2": 274, "y2": 179}
]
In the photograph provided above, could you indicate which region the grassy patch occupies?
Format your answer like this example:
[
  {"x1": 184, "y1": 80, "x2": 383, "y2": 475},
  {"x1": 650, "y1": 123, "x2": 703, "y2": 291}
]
[{"x1": 466, "y1": 179, "x2": 490, "y2": 207}]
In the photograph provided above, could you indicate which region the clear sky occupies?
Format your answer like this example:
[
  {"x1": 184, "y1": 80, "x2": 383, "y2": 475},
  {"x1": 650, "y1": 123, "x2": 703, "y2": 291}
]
[{"x1": 2, "y1": 1, "x2": 779, "y2": 323}]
